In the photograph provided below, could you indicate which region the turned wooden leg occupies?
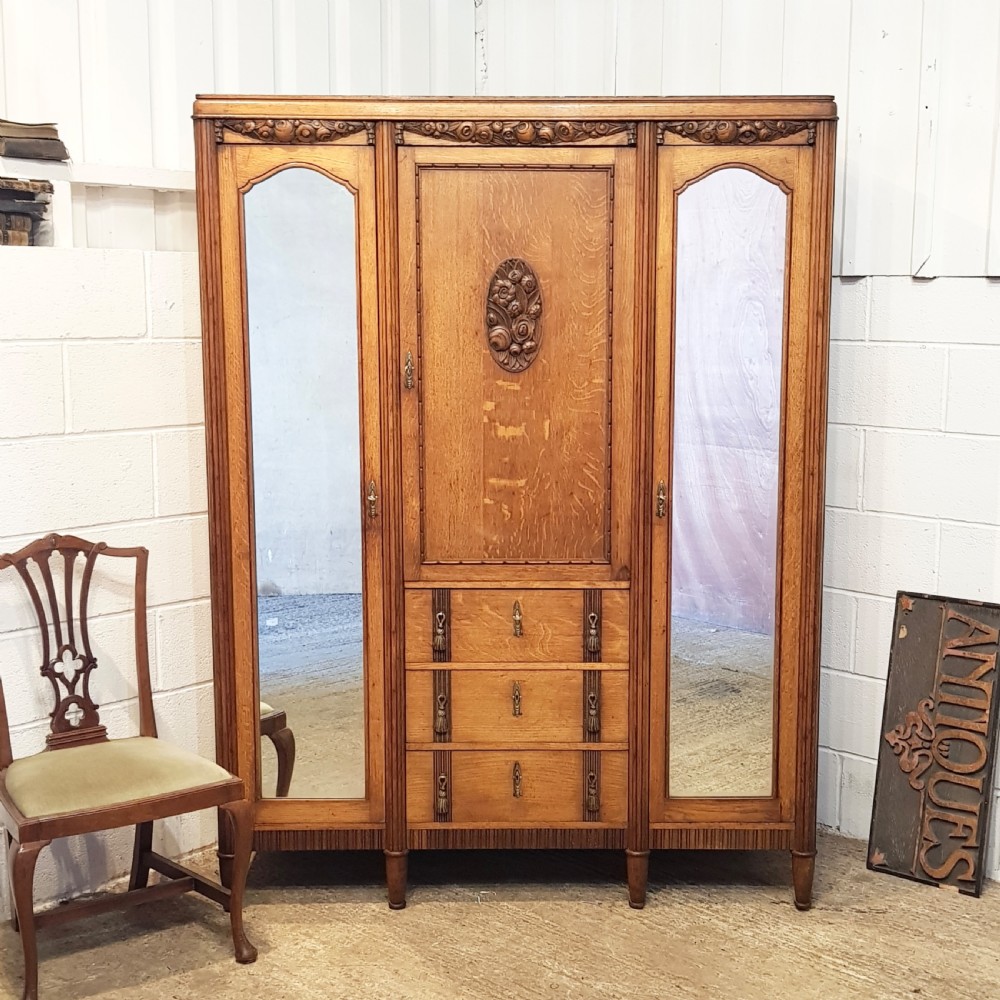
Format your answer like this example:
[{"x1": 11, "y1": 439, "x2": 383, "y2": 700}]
[
  {"x1": 220, "y1": 801, "x2": 258, "y2": 964},
  {"x1": 791, "y1": 850, "x2": 815, "y2": 911},
  {"x1": 268, "y1": 726, "x2": 296, "y2": 798},
  {"x1": 9, "y1": 839, "x2": 48, "y2": 1000},
  {"x1": 626, "y1": 850, "x2": 649, "y2": 909},
  {"x1": 128, "y1": 821, "x2": 154, "y2": 891},
  {"x1": 385, "y1": 850, "x2": 407, "y2": 910}
]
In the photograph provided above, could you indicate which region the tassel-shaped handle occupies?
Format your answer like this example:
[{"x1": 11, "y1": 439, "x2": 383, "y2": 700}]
[
  {"x1": 586, "y1": 690, "x2": 600, "y2": 734},
  {"x1": 432, "y1": 611, "x2": 447, "y2": 653},
  {"x1": 586, "y1": 771, "x2": 600, "y2": 813},
  {"x1": 436, "y1": 774, "x2": 449, "y2": 816},
  {"x1": 512, "y1": 600, "x2": 523, "y2": 637},
  {"x1": 586, "y1": 612, "x2": 600, "y2": 655},
  {"x1": 433, "y1": 692, "x2": 449, "y2": 735}
]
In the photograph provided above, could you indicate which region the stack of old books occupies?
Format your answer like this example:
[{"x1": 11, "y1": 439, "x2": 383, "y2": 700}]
[
  {"x1": 0, "y1": 177, "x2": 53, "y2": 246},
  {"x1": 0, "y1": 119, "x2": 69, "y2": 161}
]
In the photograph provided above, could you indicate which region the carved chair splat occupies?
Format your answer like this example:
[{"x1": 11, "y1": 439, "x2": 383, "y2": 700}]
[{"x1": 0, "y1": 533, "x2": 257, "y2": 1000}]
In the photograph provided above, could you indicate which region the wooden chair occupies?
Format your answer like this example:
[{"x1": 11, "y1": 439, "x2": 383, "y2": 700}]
[
  {"x1": 0, "y1": 534, "x2": 257, "y2": 1000},
  {"x1": 259, "y1": 703, "x2": 295, "y2": 797}
]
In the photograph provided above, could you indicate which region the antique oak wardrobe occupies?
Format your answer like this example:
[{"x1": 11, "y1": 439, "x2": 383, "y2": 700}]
[{"x1": 194, "y1": 96, "x2": 835, "y2": 910}]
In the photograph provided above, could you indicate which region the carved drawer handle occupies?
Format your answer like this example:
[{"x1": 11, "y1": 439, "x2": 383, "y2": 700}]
[
  {"x1": 433, "y1": 692, "x2": 449, "y2": 735},
  {"x1": 512, "y1": 600, "x2": 523, "y2": 637},
  {"x1": 404, "y1": 350, "x2": 414, "y2": 390},
  {"x1": 586, "y1": 690, "x2": 600, "y2": 735},
  {"x1": 586, "y1": 612, "x2": 600, "y2": 655},
  {"x1": 586, "y1": 770, "x2": 600, "y2": 813},
  {"x1": 512, "y1": 681, "x2": 522, "y2": 717},
  {"x1": 512, "y1": 761, "x2": 523, "y2": 798},
  {"x1": 367, "y1": 480, "x2": 378, "y2": 518},
  {"x1": 655, "y1": 480, "x2": 666, "y2": 518},
  {"x1": 436, "y1": 774, "x2": 449, "y2": 816},
  {"x1": 432, "y1": 611, "x2": 447, "y2": 653}
]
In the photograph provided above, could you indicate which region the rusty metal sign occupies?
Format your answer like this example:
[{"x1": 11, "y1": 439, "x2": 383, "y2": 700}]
[{"x1": 869, "y1": 592, "x2": 1000, "y2": 897}]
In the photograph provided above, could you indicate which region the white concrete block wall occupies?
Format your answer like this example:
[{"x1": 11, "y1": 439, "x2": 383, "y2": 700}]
[
  {"x1": 818, "y1": 276, "x2": 1000, "y2": 880},
  {"x1": 0, "y1": 246, "x2": 213, "y2": 913}
]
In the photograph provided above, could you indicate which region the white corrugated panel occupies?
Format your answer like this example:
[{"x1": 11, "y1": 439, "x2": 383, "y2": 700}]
[{"x1": 839, "y1": 0, "x2": 922, "y2": 276}]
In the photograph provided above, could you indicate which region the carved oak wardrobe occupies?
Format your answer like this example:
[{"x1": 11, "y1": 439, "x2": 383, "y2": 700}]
[{"x1": 194, "y1": 96, "x2": 836, "y2": 910}]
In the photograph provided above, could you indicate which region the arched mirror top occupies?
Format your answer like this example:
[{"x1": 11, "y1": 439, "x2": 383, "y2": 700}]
[
  {"x1": 238, "y1": 160, "x2": 360, "y2": 199},
  {"x1": 676, "y1": 162, "x2": 792, "y2": 199}
]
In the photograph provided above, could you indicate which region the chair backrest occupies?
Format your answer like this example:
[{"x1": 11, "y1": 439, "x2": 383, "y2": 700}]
[{"x1": 0, "y1": 533, "x2": 155, "y2": 754}]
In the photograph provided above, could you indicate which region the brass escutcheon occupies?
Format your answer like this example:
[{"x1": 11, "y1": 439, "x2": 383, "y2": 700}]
[
  {"x1": 367, "y1": 480, "x2": 378, "y2": 518},
  {"x1": 512, "y1": 600, "x2": 523, "y2": 637},
  {"x1": 512, "y1": 681, "x2": 522, "y2": 717},
  {"x1": 655, "y1": 480, "x2": 666, "y2": 518},
  {"x1": 404, "y1": 350, "x2": 414, "y2": 390},
  {"x1": 512, "y1": 761, "x2": 523, "y2": 798}
]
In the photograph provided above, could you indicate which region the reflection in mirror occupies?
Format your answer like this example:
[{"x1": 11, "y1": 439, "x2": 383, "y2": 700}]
[
  {"x1": 244, "y1": 166, "x2": 365, "y2": 799},
  {"x1": 668, "y1": 167, "x2": 786, "y2": 798}
]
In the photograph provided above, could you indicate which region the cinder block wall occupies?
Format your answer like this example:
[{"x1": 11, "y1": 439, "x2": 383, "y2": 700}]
[
  {"x1": 1, "y1": 255, "x2": 1000, "y2": 910},
  {"x1": 820, "y1": 276, "x2": 1000, "y2": 851},
  {"x1": 0, "y1": 248, "x2": 215, "y2": 910}
]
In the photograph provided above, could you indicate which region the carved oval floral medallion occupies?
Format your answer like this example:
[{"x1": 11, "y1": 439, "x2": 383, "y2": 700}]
[{"x1": 486, "y1": 258, "x2": 542, "y2": 373}]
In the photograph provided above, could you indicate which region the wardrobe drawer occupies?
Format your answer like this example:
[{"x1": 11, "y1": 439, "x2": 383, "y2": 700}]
[
  {"x1": 407, "y1": 751, "x2": 627, "y2": 825},
  {"x1": 406, "y1": 669, "x2": 628, "y2": 744},
  {"x1": 404, "y1": 589, "x2": 629, "y2": 663}
]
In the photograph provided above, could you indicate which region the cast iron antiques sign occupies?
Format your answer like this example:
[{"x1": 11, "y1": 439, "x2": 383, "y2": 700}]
[{"x1": 869, "y1": 593, "x2": 1000, "y2": 896}]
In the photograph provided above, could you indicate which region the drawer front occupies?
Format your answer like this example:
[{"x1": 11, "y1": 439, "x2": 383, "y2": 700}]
[
  {"x1": 405, "y1": 589, "x2": 628, "y2": 663},
  {"x1": 407, "y1": 750, "x2": 627, "y2": 825},
  {"x1": 406, "y1": 669, "x2": 628, "y2": 744}
]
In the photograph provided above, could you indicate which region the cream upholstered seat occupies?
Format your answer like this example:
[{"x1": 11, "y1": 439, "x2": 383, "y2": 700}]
[
  {"x1": 5, "y1": 737, "x2": 233, "y2": 819},
  {"x1": 259, "y1": 701, "x2": 273, "y2": 714}
]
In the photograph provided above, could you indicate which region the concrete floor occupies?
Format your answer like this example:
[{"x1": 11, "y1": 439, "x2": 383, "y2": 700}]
[{"x1": 2, "y1": 832, "x2": 998, "y2": 1000}]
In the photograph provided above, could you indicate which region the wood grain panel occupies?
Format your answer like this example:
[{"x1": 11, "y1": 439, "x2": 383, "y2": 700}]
[
  {"x1": 415, "y1": 163, "x2": 612, "y2": 564},
  {"x1": 404, "y1": 589, "x2": 628, "y2": 663},
  {"x1": 407, "y1": 750, "x2": 626, "y2": 824},
  {"x1": 406, "y1": 669, "x2": 627, "y2": 743}
]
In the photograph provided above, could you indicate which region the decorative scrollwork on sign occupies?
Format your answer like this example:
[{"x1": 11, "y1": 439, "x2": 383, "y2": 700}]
[
  {"x1": 659, "y1": 119, "x2": 816, "y2": 145},
  {"x1": 396, "y1": 120, "x2": 635, "y2": 146},
  {"x1": 884, "y1": 696, "x2": 936, "y2": 791},
  {"x1": 214, "y1": 119, "x2": 372, "y2": 144},
  {"x1": 486, "y1": 259, "x2": 543, "y2": 373}
]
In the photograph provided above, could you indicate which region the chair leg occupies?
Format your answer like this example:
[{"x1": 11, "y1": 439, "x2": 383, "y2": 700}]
[
  {"x1": 268, "y1": 725, "x2": 296, "y2": 798},
  {"x1": 9, "y1": 838, "x2": 48, "y2": 1000},
  {"x1": 129, "y1": 821, "x2": 154, "y2": 892},
  {"x1": 5, "y1": 830, "x2": 18, "y2": 932},
  {"x1": 219, "y1": 801, "x2": 257, "y2": 964}
]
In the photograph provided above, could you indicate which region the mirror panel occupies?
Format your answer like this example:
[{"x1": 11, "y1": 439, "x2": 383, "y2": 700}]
[
  {"x1": 244, "y1": 166, "x2": 366, "y2": 800},
  {"x1": 667, "y1": 166, "x2": 786, "y2": 798}
]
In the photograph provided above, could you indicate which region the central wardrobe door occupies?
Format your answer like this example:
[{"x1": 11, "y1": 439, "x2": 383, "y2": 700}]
[
  {"x1": 397, "y1": 146, "x2": 635, "y2": 581},
  {"x1": 220, "y1": 143, "x2": 384, "y2": 825}
]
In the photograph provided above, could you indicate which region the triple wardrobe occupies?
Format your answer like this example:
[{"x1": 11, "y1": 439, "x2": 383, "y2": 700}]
[{"x1": 193, "y1": 96, "x2": 836, "y2": 910}]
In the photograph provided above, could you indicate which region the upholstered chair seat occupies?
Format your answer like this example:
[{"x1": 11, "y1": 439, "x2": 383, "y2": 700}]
[{"x1": 5, "y1": 737, "x2": 234, "y2": 819}]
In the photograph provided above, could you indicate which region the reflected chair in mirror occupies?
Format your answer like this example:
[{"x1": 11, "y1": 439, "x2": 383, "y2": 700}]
[
  {"x1": 0, "y1": 534, "x2": 257, "y2": 1000},
  {"x1": 259, "y1": 702, "x2": 295, "y2": 797}
]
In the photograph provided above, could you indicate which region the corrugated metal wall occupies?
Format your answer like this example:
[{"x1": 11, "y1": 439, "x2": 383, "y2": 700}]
[{"x1": 1, "y1": 0, "x2": 998, "y2": 274}]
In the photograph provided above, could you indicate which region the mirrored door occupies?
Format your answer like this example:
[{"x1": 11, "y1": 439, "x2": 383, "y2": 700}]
[
  {"x1": 650, "y1": 143, "x2": 812, "y2": 824},
  {"x1": 220, "y1": 142, "x2": 384, "y2": 822}
]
